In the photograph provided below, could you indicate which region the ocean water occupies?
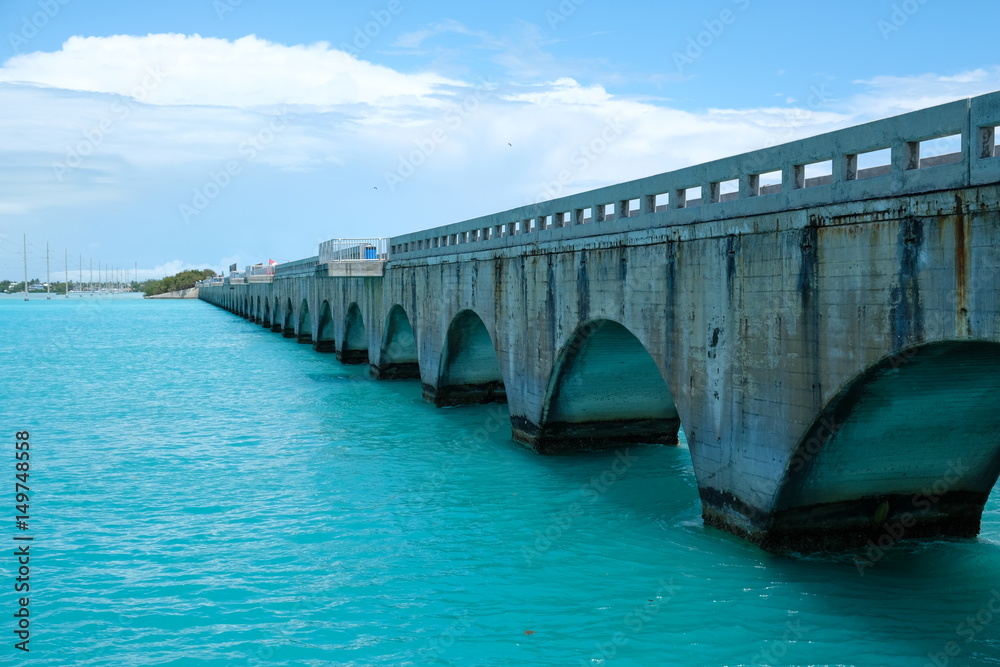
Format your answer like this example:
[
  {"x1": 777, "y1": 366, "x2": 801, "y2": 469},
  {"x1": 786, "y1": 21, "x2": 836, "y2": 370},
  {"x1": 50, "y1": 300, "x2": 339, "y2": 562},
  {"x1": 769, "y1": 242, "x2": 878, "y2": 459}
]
[{"x1": 1, "y1": 294, "x2": 999, "y2": 667}]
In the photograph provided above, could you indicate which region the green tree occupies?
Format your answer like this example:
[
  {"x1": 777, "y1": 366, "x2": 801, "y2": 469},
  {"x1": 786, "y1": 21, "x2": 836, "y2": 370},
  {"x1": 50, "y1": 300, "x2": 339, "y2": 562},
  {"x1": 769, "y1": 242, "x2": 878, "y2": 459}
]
[{"x1": 142, "y1": 269, "x2": 216, "y2": 297}]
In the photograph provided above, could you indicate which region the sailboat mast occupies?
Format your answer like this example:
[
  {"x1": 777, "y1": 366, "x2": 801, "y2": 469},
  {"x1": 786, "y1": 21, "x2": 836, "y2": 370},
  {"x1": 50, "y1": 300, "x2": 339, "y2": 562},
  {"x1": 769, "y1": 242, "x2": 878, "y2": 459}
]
[{"x1": 22, "y1": 234, "x2": 28, "y2": 301}]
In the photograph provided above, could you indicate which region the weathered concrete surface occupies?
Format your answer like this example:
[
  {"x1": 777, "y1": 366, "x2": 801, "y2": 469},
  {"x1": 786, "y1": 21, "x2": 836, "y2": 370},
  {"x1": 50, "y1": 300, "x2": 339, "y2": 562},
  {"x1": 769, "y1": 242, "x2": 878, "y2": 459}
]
[
  {"x1": 146, "y1": 287, "x2": 200, "y2": 299},
  {"x1": 200, "y1": 92, "x2": 1000, "y2": 552}
]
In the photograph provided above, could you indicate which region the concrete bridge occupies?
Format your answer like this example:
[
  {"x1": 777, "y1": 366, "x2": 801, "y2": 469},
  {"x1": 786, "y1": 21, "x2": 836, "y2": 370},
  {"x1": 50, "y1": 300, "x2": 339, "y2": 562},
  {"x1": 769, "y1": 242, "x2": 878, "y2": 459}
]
[{"x1": 199, "y1": 92, "x2": 1000, "y2": 552}]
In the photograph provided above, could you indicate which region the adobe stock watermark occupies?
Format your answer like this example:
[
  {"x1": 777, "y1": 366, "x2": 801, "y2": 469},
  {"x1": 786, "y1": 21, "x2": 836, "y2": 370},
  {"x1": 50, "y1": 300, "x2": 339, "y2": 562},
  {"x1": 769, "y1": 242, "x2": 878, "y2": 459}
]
[
  {"x1": 179, "y1": 110, "x2": 290, "y2": 223},
  {"x1": 222, "y1": 595, "x2": 327, "y2": 667},
  {"x1": 787, "y1": 416, "x2": 841, "y2": 475},
  {"x1": 579, "y1": 578, "x2": 676, "y2": 665},
  {"x1": 52, "y1": 66, "x2": 166, "y2": 182},
  {"x1": 212, "y1": 0, "x2": 242, "y2": 21},
  {"x1": 533, "y1": 116, "x2": 627, "y2": 203},
  {"x1": 522, "y1": 448, "x2": 639, "y2": 563},
  {"x1": 422, "y1": 609, "x2": 473, "y2": 660},
  {"x1": 735, "y1": 81, "x2": 835, "y2": 192},
  {"x1": 339, "y1": 0, "x2": 407, "y2": 57},
  {"x1": 853, "y1": 458, "x2": 971, "y2": 575},
  {"x1": 751, "y1": 613, "x2": 809, "y2": 666},
  {"x1": 925, "y1": 589, "x2": 1000, "y2": 667},
  {"x1": 7, "y1": 0, "x2": 71, "y2": 54},
  {"x1": 672, "y1": 0, "x2": 752, "y2": 74},
  {"x1": 383, "y1": 76, "x2": 498, "y2": 192},
  {"x1": 768, "y1": 84, "x2": 836, "y2": 147},
  {"x1": 878, "y1": 0, "x2": 932, "y2": 40},
  {"x1": 545, "y1": 0, "x2": 587, "y2": 31},
  {"x1": 415, "y1": 405, "x2": 505, "y2": 496}
]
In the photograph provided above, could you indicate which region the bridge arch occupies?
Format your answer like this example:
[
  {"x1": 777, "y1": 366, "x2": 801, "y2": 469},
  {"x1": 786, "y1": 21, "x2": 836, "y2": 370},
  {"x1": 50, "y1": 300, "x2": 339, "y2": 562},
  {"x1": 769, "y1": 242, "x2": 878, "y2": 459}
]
[
  {"x1": 282, "y1": 298, "x2": 295, "y2": 338},
  {"x1": 271, "y1": 297, "x2": 282, "y2": 332},
  {"x1": 766, "y1": 340, "x2": 1000, "y2": 551},
  {"x1": 432, "y1": 309, "x2": 506, "y2": 407},
  {"x1": 262, "y1": 298, "x2": 271, "y2": 327},
  {"x1": 519, "y1": 319, "x2": 680, "y2": 454},
  {"x1": 297, "y1": 299, "x2": 312, "y2": 344},
  {"x1": 338, "y1": 303, "x2": 368, "y2": 365},
  {"x1": 253, "y1": 296, "x2": 261, "y2": 323},
  {"x1": 374, "y1": 305, "x2": 419, "y2": 379},
  {"x1": 314, "y1": 301, "x2": 335, "y2": 352}
]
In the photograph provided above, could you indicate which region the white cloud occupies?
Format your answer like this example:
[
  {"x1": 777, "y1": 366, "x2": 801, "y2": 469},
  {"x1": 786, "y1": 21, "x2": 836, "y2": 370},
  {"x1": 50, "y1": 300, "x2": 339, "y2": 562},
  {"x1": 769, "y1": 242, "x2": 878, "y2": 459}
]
[
  {"x1": 0, "y1": 34, "x2": 462, "y2": 109},
  {"x1": 850, "y1": 67, "x2": 1000, "y2": 117},
  {"x1": 393, "y1": 19, "x2": 484, "y2": 49}
]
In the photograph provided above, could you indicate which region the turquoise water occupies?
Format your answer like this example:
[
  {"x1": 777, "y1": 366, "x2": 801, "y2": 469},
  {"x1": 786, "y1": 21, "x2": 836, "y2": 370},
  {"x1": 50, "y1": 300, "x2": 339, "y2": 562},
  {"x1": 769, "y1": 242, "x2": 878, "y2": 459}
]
[{"x1": 2, "y1": 295, "x2": 999, "y2": 666}]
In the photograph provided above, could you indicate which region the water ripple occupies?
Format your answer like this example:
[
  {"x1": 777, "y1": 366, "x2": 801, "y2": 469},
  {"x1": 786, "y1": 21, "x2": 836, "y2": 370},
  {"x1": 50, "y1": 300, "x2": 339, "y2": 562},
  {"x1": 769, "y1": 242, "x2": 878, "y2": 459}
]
[{"x1": 1, "y1": 296, "x2": 999, "y2": 666}]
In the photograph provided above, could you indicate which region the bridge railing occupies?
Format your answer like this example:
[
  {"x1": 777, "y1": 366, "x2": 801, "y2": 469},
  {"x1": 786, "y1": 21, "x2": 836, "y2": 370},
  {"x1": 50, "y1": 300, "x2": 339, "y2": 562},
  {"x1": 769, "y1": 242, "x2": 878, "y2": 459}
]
[
  {"x1": 389, "y1": 90, "x2": 1000, "y2": 260},
  {"x1": 319, "y1": 238, "x2": 388, "y2": 263},
  {"x1": 247, "y1": 264, "x2": 273, "y2": 276},
  {"x1": 272, "y1": 256, "x2": 320, "y2": 277}
]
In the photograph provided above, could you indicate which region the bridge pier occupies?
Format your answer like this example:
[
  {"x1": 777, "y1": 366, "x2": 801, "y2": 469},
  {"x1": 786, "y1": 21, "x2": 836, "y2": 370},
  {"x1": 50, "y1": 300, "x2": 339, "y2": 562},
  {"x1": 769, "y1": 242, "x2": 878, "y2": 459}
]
[
  {"x1": 370, "y1": 362, "x2": 420, "y2": 380},
  {"x1": 337, "y1": 349, "x2": 368, "y2": 365},
  {"x1": 425, "y1": 380, "x2": 507, "y2": 408},
  {"x1": 313, "y1": 340, "x2": 335, "y2": 353},
  {"x1": 743, "y1": 491, "x2": 987, "y2": 554},
  {"x1": 511, "y1": 417, "x2": 680, "y2": 456}
]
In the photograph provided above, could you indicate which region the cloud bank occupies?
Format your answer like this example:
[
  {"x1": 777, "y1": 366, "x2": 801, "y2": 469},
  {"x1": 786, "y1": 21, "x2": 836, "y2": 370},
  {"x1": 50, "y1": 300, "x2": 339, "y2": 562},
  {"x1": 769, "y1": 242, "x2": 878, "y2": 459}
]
[{"x1": 0, "y1": 32, "x2": 997, "y2": 274}]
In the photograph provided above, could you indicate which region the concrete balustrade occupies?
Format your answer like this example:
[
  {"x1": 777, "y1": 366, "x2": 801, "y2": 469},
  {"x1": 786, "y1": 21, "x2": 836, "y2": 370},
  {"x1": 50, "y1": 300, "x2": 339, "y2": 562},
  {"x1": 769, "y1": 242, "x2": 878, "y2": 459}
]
[{"x1": 389, "y1": 92, "x2": 1000, "y2": 260}]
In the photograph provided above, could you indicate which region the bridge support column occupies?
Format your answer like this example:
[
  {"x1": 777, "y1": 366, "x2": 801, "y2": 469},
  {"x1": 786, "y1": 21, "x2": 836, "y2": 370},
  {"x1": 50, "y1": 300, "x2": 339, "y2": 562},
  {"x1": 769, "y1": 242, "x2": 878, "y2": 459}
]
[
  {"x1": 271, "y1": 323, "x2": 282, "y2": 333},
  {"x1": 282, "y1": 327, "x2": 296, "y2": 338},
  {"x1": 514, "y1": 319, "x2": 683, "y2": 454},
  {"x1": 511, "y1": 417, "x2": 681, "y2": 455},
  {"x1": 426, "y1": 381, "x2": 507, "y2": 407},
  {"x1": 337, "y1": 349, "x2": 368, "y2": 365},
  {"x1": 713, "y1": 491, "x2": 988, "y2": 554},
  {"x1": 313, "y1": 340, "x2": 335, "y2": 353},
  {"x1": 370, "y1": 362, "x2": 420, "y2": 380},
  {"x1": 699, "y1": 342, "x2": 1000, "y2": 552}
]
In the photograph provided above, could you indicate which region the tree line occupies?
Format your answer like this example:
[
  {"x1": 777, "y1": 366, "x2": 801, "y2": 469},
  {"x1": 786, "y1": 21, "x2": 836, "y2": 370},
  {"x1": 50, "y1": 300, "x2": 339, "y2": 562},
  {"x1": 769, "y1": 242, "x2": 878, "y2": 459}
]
[{"x1": 140, "y1": 269, "x2": 216, "y2": 297}]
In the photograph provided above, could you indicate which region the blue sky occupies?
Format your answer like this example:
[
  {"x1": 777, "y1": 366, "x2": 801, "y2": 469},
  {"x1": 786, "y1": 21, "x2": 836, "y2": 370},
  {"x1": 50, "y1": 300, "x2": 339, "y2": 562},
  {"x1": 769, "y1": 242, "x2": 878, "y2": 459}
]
[{"x1": 1, "y1": 0, "x2": 998, "y2": 280}]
